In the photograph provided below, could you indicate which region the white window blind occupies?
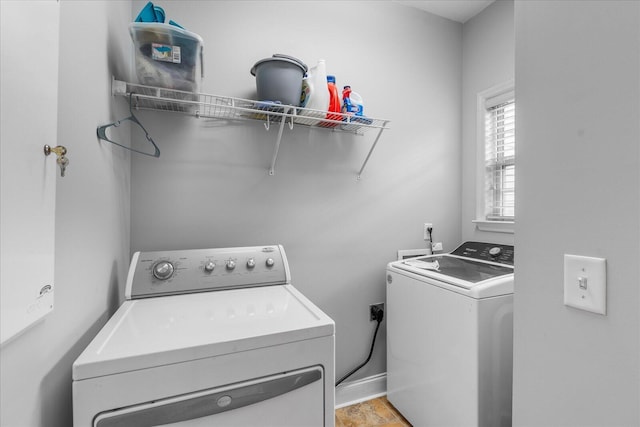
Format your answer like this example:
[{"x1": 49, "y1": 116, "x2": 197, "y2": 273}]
[{"x1": 484, "y1": 96, "x2": 515, "y2": 221}]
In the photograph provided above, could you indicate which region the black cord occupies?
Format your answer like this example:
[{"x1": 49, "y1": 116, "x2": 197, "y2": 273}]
[{"x1": 335, "y1": 308, "x2": 384, "y2": 387}]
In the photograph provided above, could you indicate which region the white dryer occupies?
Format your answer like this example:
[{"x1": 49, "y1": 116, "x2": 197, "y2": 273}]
[
  {"x1": 386, "y1": 241, "x2": 514, "y2": 427},
  {"x1": 73, "y1": 245, "x2": 335, "y2": 426}
]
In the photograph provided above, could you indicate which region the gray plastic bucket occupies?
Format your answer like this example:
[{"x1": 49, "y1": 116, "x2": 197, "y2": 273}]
[{"x1": 250, "y1": 55, "x2": 307, "y2": 106}]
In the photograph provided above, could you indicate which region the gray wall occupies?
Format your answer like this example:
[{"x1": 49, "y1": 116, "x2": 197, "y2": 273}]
[
  {"x1": 513, "y1": 1, "x2": 640, "y2": 426},
  {"x1": 130, "y1": 0, "x2": 463, "y2": 384},
  {"x1": 461, "y1": 0, "x2": 515, "y2": 245},
  {"x1": 0, "y1": 2, "x2": 132, "y2": 426}
]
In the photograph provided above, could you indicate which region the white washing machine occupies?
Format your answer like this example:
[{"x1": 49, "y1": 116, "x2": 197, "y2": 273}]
[
  {"x1": 386, "y1": 241, "x2": 514, "y2": 427},
  {"x1": 73, "y1": 245, "x2": 335, "y2": 426}
]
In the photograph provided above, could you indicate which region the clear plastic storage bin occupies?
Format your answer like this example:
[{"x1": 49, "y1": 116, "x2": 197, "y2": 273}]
[{"x1": 129, "y1": 22, "x2": 203, "y2": 93}]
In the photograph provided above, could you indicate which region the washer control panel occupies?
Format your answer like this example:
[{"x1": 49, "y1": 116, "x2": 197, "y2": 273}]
[
  {"x1": 126, "y1": 245, "x2": 290, "y2": 299},
  {"x1": 450, "y1": 241, "x2": 515, "y2": 266}
]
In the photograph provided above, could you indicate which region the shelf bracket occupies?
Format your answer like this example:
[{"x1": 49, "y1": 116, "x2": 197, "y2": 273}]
[
  {"x1": 357, "y1": 120, "x2": 388, "y2": 180},
  {"x1": 268, "y1": 107, "x2": 291, "y2": 176}
]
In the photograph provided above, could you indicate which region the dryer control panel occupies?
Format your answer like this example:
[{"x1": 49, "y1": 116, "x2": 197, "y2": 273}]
[
  {"x1": 450, "y1": 241, "x2": 515, "y2": 266},
  {"x1": 125, "y1": 245, "x2": 290, "y2": 299}
]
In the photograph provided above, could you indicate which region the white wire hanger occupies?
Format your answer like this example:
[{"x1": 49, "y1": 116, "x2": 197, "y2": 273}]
[{"x1": 96, "y1": 93, "x2": 160, "y2": 158}]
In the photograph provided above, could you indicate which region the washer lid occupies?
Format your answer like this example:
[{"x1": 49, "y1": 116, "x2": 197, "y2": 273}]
[
  {"x1": 402, "y1": 254, "x2": 513, "y2": 284},
  {"x1": 72, "y1": 285, "x2": 334, "y2": 381},
  {"x1": 388, "y1": 254, "x2": 514, "y2": 298}
]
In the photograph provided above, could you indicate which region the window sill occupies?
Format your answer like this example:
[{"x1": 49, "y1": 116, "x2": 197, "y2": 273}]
[{"x1": 472, "y1": 220, "x2": 515, "y2": 234}]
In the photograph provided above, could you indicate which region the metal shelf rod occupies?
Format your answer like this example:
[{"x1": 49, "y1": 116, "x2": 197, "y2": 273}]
[
  {"x1": 357, "y1": 120, "x2": 389, "y2": 180},
  {"x1": 269, "y1": 106, "x2": 291, "y2": 176}
]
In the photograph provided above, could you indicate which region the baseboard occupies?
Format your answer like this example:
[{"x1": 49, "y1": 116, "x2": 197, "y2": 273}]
[{"x1": 334, "y1": 372, "x2": 387, "y2": 409}]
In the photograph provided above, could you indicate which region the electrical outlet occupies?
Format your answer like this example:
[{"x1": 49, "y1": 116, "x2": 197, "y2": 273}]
[
  {"x1": 370, "y1": 303, "x2": 384, "y2": 321},
  {"x1": 423, "y1": 223, "x2": 433, "y2": 241},
  {"x1": 432, "y1": 242, "x2": 443, "y2": 251}
]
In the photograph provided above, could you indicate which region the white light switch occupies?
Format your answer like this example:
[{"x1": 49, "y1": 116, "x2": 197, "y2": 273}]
[{"x1": 564, "y1": 254, "x2": 607, "y2": 315}]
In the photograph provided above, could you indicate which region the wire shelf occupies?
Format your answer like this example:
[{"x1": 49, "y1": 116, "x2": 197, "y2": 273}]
[
  {"x1": 112, "y1": 80, "x2": 389, "y2": 135},
  {"x1": 107, "y1": 79, "x2": 390, "y2": 179}
]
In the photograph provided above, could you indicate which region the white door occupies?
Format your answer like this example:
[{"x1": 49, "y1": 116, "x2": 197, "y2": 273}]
[{"x1": 1, "y1": 0, "x2": 60, "y2": 345}]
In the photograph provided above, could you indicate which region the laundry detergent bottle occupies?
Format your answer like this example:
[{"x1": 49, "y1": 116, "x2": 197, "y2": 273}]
[
  {"x1": 342, "y1": 85, "x2": 363, "y2": 116},
  {"x1": 350, "y1": 91, "x2": 364, "y2": 116},
  {"x1": 342, "y1": 85, "x2": 355, "y2": 115},
  {"x1": 324, "y1": 75, "x2": 341, "y2": 127},
  {"x1": 296, "y1": 59, "x2": 329, "y2": 126}
]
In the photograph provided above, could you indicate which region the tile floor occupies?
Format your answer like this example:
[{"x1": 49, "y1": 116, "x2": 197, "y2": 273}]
[{"x1": 335, "y1": 396, "x2": 412, "y2": 427}]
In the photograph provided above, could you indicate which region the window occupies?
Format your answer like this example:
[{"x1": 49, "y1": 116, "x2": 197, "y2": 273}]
[
  {"x1": 484, "y1": 96, "x2": 515, "y2": 220},
  {"x1": 474, "y1": 81, "x2": 515, "y2": 233}
]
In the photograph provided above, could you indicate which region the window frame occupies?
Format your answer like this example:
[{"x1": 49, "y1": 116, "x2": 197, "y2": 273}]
[{"x1": 473, "y1": 80, "x2": 515, "y2": 234}]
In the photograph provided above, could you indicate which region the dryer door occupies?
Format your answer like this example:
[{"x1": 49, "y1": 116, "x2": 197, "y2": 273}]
[{"x1": 93, "y1": 366, "x2": 324, "y2": 427}]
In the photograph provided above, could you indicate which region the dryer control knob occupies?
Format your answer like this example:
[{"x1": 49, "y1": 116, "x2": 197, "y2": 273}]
[
  {"x1": 489, "y1": 247, "x2": 502, "y2": 257},
  {"x1": 152, "y1": 261, "x2": 174, "y2": 280},
  {"x1": 247, "y1": 258, "x2": 256, "y2": 269},
  {"x1": 226, "y1": 260, "x2": 236, "y2": 270},
  {"x1": 204, "y1": 261, "x2": 215, "y2": 272},
  {"x1": 265, "y1": 258, "x2": 275, "y2": 268}
]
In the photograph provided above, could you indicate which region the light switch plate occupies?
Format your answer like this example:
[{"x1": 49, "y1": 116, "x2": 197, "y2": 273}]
[{"x1": 563, "y1": 254, "x2": 607, "y2": 315}]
